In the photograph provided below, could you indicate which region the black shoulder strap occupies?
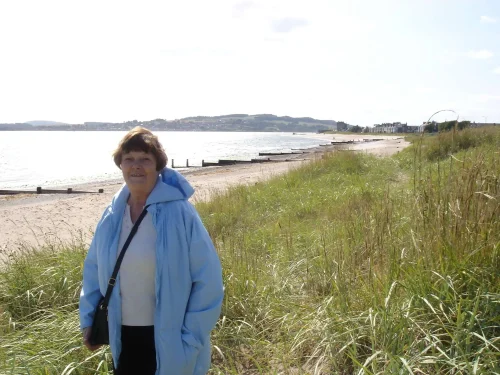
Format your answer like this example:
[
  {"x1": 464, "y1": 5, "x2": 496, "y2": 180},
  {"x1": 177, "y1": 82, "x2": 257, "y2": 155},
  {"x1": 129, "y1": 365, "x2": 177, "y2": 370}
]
[{"x1": 100, "y1": 204, "x2": 151, "y2": 308}]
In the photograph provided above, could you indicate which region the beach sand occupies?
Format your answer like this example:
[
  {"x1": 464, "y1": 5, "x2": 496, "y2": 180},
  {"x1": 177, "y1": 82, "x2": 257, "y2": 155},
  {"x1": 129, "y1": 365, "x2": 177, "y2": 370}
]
[{"x1": 0, "y1": 134, "x2": 409, "y2": 255}]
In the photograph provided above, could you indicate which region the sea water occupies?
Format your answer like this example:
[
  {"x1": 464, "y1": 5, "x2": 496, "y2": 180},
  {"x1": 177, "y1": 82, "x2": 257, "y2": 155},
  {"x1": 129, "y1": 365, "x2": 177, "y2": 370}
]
[{"x1": 0, "y1": 131, "x2": 329, "y2": 189}]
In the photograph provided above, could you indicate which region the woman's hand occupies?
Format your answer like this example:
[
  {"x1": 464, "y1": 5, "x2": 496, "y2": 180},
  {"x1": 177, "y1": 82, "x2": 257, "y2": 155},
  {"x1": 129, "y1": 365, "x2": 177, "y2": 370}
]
[{"x1": 82, "y1": 327, "x2": 103, "y2": 351}]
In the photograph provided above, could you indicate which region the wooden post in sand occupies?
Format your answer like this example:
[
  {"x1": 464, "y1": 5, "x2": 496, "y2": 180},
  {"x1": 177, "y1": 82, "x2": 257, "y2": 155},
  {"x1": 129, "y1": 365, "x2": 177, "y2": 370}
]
[
  {"x1": 186, "y1": 160, "x2": 189, "y2": 167},
  {"x1": 1, "y1": 187, "x2": 105, "y2": 195},
  {"x1": 172, "y1": 159, "x2": 175, "y2": 168}
]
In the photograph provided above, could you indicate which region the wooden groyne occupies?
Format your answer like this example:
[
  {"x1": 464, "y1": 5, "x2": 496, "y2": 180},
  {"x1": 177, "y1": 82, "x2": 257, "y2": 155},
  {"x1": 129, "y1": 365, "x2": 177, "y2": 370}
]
[
  {"x1": 331, "y1": 140, "x2": 355, "y2": 144},
  {"x1": 171, "y1": 138, "x2": 385, "y2": 169},
  {"x1": 201, "y1": 158, "x2": 273, "y2": 167},
  {"x1": 258, "y1": 151, "x2": 306, "y2": 156},
  {"x1": 0, "y1": 187, "x2": 104, "y2": 196}
]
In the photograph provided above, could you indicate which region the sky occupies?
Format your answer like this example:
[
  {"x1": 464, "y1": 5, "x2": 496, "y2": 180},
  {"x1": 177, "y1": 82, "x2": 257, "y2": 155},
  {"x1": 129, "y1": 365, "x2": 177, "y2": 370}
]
[{"x1": 0, "y1": 0, "x2": 499, "y2": 126}]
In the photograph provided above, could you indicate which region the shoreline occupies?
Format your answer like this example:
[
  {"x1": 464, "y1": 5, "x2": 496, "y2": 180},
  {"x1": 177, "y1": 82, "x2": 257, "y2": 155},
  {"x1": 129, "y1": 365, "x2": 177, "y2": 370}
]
[
  {"x1": 0, "y1": 134, "x2": 409, "y2": 255},
  {"x1": 0, "y1": 132, "x2": 334, "y2": 191},
  {"x1": 0, "y1": 133, "x2": 402, "y2": 192}
]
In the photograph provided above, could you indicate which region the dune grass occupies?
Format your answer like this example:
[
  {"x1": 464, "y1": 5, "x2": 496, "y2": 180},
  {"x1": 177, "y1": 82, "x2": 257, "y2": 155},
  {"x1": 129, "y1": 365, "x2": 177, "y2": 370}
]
[{"x1": 0, "y1": 126, "x2": 499, "y2": 374}]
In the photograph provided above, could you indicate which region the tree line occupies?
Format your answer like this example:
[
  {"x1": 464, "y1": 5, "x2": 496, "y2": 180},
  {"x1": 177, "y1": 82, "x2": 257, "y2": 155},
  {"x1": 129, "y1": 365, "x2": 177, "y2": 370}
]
[{"x1": 424, "y1": 121, "x2": 471, "y2": 133}]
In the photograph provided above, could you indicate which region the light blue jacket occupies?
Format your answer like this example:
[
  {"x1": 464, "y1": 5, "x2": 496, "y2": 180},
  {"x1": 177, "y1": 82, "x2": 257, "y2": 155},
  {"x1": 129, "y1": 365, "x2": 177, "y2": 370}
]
[{"x1": 79, "y1": 168, "x2": 224, "y2": 375}]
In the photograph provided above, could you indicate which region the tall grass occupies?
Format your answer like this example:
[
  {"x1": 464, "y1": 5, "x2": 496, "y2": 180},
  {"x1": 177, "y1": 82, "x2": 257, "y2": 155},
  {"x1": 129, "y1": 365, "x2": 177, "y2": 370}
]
[
  {"x1": 411, "y1": 126, "x2": 499, "y2": 162},
  {"x1": 0, "y1": 244, "x2": 113, "y2": 375},
  {"x1": 1, "y1": 127, "x2": 499, "y2": 374}
]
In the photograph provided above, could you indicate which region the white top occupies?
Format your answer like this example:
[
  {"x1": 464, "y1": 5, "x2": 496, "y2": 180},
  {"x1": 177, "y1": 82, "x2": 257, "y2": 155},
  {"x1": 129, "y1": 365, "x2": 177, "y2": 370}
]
[{"x1": 118, "y1": 204, "x2": 157, "y2": 326}]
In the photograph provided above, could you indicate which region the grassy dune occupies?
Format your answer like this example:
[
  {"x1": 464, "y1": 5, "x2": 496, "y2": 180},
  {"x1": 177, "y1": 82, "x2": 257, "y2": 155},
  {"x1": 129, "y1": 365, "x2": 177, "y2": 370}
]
[{"x1": 1, "y1": 127, "x2": 499, "y2": 374}]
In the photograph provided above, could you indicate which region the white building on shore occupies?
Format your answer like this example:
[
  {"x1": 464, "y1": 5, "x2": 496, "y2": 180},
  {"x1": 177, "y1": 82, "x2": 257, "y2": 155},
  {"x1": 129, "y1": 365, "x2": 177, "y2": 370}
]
[{"x1": 369, "y1": 122, "x2": 422, "y2": 133}]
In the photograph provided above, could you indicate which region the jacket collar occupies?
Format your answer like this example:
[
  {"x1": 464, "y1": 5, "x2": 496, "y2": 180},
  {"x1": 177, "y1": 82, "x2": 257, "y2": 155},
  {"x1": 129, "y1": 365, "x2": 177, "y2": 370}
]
[{"x1": 110, "y1": 168, "x2": 194, "y2": 216}]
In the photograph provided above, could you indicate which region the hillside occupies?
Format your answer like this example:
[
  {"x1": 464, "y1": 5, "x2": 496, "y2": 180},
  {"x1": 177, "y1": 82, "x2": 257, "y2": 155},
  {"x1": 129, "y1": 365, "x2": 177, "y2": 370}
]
[
  {"x1": 25, "y1": 120, "x2": 69, "y2": 126},
  {"x1": 1, "y1": 114, "x2": 339, "y2": 132},
  {"x1": 85, "y1": 114, "x2": 338, "y2": 132}
]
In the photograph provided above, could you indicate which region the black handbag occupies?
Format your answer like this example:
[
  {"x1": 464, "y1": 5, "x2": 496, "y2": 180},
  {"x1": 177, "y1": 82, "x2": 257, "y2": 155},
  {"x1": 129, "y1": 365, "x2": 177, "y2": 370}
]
[{"x1": 89, "y1": 204, "x2": 150, "y2": 346}]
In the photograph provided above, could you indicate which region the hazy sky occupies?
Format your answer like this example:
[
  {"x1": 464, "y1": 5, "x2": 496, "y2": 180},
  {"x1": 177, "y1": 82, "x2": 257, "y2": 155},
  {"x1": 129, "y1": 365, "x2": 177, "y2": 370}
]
[{"x1": 0, "y1": 0, "x2": 499, "y2": 126}]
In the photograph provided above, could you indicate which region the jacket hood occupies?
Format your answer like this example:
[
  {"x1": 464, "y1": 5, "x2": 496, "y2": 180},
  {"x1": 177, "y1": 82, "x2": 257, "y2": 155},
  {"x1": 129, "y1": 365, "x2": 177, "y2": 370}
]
[{"x1": 110, "y1": 168, "x2": 194, "y2": 213}]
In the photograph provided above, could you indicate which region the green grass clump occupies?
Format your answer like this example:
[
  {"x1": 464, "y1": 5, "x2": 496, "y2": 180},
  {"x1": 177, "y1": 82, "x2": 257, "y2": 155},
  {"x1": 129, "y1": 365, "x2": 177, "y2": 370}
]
[
  {"x1": 401, "y1": 126, "x2": 500, "y2": 163},
  {"x1": 202, "y1": 139, "x2": 499, "y2": 374},
  {"x1": 0, "y1": 126, "x2": 499, "y2": 374},
  {"x1": 0, "y1": 245, "x2": 113, "y2": 375},
  {"x1": 0, "y1": 244, "x2": 85, "y2": 323}
]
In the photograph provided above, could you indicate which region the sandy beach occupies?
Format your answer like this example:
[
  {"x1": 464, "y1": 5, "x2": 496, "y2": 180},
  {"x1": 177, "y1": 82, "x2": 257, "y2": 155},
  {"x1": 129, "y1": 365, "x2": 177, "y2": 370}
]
[{"x1": 0, "y1": 134, "x2": 409, "y2": 256}]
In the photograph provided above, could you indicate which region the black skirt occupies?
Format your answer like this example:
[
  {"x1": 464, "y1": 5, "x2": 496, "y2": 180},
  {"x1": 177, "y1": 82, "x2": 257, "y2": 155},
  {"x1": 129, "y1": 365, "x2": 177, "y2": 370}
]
[{"x1": 114, "y1": 325, "x2": 156, "y2": 375}]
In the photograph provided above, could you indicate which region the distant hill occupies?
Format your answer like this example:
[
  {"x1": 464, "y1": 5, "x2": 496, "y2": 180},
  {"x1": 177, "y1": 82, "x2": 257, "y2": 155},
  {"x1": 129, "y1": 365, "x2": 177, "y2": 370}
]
[
  {"x1": 181, "y1": 114, "x2": 337, "y2": 126},
  {"x1": 175, "y1": 114, "x2": 338, "y2": 132},
  {"x1": 1, "y1": 114, "x2": 342, "y2": 132},
  {"x1": 25, "y1": 120, "x2": 68, "y2": 126}
]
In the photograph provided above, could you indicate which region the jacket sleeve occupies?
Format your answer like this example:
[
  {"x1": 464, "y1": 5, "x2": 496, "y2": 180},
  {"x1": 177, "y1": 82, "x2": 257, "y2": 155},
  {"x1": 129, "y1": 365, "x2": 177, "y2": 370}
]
[
  {"x1": 182, "y1": 204, "x2": 224, "y2": 350},
  {"x1": 79, "y1": 221, "x2": 104, "y2": 330}
]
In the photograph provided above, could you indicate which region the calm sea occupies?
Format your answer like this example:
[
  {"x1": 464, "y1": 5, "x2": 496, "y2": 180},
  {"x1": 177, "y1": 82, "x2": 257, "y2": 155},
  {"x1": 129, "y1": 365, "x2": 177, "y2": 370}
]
[{"x1": 0, "y1": 131, "x2": 329, "y2": 189}]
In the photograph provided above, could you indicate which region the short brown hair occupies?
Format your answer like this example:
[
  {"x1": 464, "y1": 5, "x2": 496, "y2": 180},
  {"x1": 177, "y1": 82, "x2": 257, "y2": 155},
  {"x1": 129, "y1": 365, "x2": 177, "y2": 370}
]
[{"x1": 112, "y1": 127, "x2": 168, "y2": 171}]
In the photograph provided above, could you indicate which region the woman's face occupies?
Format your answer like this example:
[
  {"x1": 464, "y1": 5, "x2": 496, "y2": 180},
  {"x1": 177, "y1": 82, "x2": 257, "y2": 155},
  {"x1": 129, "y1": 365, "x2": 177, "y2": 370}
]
[{"x1": 120, "y1": 151, "x2": 158, "y2": 194}]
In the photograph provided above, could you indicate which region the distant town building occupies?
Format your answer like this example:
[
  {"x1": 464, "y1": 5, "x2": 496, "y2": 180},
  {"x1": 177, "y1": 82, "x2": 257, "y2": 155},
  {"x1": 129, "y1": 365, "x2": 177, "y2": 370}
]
[
  {"x1": 368, "y1": 122, "x2": 421, "y2": 133},
  {"x1": 83, "y1": 122, "x2": 108, "y2": 129}
]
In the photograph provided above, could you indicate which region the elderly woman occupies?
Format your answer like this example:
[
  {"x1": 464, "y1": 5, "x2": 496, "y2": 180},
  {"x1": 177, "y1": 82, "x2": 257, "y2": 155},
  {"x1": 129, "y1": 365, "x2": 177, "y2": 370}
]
[{"x1": 79, "y1": 127, "x2": 224, "y2": 375}]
